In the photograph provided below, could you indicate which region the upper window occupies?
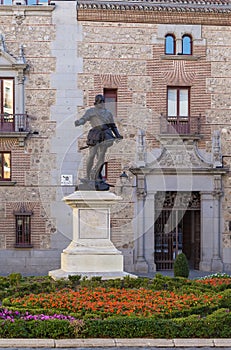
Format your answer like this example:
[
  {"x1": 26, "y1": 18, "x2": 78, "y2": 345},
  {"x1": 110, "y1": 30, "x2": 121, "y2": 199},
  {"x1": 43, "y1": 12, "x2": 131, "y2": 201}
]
[
  {"x1": 182, "y1": 35, "x2": 192, "y2": 55},
  {"x1": 167, "y1": 87, "x2": 190, "y2": 118},
  {"x1": 0, "y1": 152, "x2": 11, "y2": 181},
  {"x1": 1, "y1": 78, "x2": 14, "y2": 115},
  {"x1": 0, "y1": 37, "x2": 28, "y2": 134},
  {"x1": 165, "y1": 34, "x2": 176, "y2": 55},
  {"x1": 104, "y1": 88, "x2": 117, "y2": 117},
  {"x1": 0, "y1": 78, "x2": 14, "y2": 131}
]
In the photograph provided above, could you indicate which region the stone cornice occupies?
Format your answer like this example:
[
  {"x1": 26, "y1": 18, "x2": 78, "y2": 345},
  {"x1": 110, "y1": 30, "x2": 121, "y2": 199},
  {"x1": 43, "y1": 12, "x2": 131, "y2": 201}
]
[
  {"x1": 129, "y1": 166, "x2": 229, "y2": 176},
  {"x1": 0, "y1": 5, "x2": 55, "y2": 16},
  {"x1": 77, "y1": 0, "x2": 231, "y2": 25}
]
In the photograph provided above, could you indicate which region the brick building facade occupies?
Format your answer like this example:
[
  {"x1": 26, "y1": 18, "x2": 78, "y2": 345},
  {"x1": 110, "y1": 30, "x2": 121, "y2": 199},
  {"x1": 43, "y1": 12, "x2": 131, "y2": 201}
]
[{"x1": 0, "y1": 0, "x2": 230, "y2": 275}]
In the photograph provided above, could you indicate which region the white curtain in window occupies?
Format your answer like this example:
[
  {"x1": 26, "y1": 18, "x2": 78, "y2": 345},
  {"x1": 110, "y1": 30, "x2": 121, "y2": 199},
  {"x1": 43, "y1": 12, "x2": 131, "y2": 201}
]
[
  {"x1": 179, "y1": 89, "x2": 188, "y2": 117},
  {"x1": 3, "y1": 79, "x2": 14, "y2": 115},
  {"x1": 168, "y1": 89, "x2": 177, "y2": 116}
]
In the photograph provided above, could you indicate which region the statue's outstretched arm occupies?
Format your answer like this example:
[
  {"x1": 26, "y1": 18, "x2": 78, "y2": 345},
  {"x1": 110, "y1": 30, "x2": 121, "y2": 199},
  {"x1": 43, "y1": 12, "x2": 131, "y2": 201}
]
[
  {"x1": 74, "y1": 109, "x2": 92, "y2": 127},
  {"x1": 74, "y1": 118, "x2": 85, "y2": 127}
]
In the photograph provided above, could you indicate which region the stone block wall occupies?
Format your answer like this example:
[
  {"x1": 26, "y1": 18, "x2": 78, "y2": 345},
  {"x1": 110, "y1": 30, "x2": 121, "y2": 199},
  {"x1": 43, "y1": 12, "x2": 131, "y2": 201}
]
[
  {"x1": 0, "y1": 5, "x2": 57, "y2": 273},
  {"x1": 76, "y1": 18, "x2": 229, "y2": 270},
  {"x1": 203, "y1": 25, "x2": 231, "y2": 268}
]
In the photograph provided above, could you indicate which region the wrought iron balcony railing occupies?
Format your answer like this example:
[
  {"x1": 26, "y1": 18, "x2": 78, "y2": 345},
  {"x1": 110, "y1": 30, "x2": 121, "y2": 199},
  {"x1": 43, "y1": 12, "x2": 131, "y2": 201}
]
[
  {"x1": 160, "y1": 114, "x2": 201, "y2": 135},
  {"x1": 0, "y1": 0, "x2": 51, "y2": 4},
  {"x1": 0, "y1": 113, "x2": 29, "y2": 132}
]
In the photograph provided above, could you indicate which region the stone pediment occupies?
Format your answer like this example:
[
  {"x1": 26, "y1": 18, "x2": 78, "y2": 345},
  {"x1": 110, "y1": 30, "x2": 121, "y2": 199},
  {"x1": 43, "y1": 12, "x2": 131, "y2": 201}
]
[
  {"x1": 0, "y1": 35, "x2": 27, "y2": 71},
  {"x1": 0, "y1": 52, "x2": 16, "y2": 66},
  {"x1": 148, "y1": 137, "x2": 213, "y2": 170},
  {"x1": 155, "y1": 146, "x2": 210, "y2": 169}
]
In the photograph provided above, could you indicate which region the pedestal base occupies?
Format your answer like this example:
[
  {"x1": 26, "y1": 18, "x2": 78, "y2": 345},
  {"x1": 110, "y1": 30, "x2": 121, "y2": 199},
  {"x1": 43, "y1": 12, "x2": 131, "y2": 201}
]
[{"x1": 49, "y1": 191, "x2": 136, "y2": 280}]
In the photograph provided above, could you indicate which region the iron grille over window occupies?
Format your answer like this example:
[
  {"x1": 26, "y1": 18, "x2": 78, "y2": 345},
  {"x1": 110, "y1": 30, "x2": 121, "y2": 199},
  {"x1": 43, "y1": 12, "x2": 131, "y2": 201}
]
[{"x1": 14, "y1": 210, "x2": 33, "y2": 248}]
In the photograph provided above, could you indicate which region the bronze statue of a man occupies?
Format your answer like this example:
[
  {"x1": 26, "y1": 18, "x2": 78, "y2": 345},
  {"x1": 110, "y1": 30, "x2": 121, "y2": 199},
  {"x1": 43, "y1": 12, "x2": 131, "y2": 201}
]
[{"x1": 75, "y1": 94, "x2": 123, "y2": 185}]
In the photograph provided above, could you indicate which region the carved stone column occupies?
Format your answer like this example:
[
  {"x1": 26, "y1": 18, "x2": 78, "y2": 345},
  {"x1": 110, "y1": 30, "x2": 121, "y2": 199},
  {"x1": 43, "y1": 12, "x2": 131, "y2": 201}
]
[
  {"x1": 211, "y1": 175, "x2": 223, "y2": 271},
  {"x1": 17, "y1": 71, "x2": 25, "y2": 115},
  {"x1": 200, "y1": 192, "x2": 215, "y2": 271},
  {"x1": 200, "y1": 184, "x2": 223, "y2": 272}
]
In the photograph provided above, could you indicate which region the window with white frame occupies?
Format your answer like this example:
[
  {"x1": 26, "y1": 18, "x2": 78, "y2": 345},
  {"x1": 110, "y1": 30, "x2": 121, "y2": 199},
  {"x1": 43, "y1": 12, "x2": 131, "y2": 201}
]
[
  {"x1": 0, "y1": 36, "x2": 28, "y2": 132},
  {"x1": 167, "y1": 87, "x2": 190, "y2": 118}
]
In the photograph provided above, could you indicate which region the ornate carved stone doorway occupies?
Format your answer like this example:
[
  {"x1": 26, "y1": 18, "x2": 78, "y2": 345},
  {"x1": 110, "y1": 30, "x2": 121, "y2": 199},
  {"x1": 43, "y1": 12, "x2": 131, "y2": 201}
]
[{"x1": 154, "y1": 191, "x2": 200, "y2": 270}]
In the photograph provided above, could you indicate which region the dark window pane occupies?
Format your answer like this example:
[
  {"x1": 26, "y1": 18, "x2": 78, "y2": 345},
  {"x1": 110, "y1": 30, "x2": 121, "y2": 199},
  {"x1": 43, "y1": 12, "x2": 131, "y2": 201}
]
[{"x1": 15, "y1": 215, "x2": 32, "y2": 246}]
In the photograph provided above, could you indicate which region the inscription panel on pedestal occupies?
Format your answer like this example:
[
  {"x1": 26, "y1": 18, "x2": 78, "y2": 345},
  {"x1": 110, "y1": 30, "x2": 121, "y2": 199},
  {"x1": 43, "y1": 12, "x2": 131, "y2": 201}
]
[{"x1": 79, "y1": 209, "x2": 109, "y2": 239}]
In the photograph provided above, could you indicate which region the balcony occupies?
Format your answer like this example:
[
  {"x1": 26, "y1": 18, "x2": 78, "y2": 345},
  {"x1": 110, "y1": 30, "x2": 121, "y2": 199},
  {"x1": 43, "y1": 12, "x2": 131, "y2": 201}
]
[
  {"x1": 0, "y1": 113, "x2": 29, "y2": 132},
  {"x1": 0, "y1": 114, "x2": 30, "y2": 146},
  {"x1": 160, "y1": 114, "x2": 201, "y2": 136}
]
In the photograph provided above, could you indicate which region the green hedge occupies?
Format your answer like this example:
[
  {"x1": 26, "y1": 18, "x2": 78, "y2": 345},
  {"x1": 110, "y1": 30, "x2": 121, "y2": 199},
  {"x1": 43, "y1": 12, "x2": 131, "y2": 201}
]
[
  {"x1": 0, "y1": 319, "x2": 75, "y2": 339},
  {"x1": 81, "y1": 309, "x2": 231, "y2": 338},
  {"x1": 1, "y1": 309, "x2": 230, "y2": 338}
]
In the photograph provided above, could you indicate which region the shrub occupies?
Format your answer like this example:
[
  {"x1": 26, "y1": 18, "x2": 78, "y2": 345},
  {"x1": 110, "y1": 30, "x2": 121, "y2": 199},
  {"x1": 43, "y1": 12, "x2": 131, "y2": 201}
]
[
  {"x1": 80, "y1": 310, "x2": 231, "y2": 338},
  {"x1": 1, "y1": 310, "x2": 231, "y2": 339},
  {"x1": 0, "y1": 319, "x2": 75, "y2": 339},
  {"x1": 173, "y1": 253, "x2": 189, "y2": 278},
  {"x1": 8, "y1": 273, "x2": 22, "y2": 287},
  {"x1": 82, "y1": 318, "x2": 180, "y2": 338},
  {"x1": 218, "y1": 289, "x2": 231, "y2": 309}
]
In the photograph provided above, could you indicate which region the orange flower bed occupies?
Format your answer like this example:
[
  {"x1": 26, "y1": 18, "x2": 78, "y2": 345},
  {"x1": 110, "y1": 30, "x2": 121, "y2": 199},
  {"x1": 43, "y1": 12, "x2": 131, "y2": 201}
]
[
  {"x1": 196, "y1": 278, "x2": 231, "y2": 287},
  {"x1": 10, "y1": 287, "x2": 222, "y2": 318}
]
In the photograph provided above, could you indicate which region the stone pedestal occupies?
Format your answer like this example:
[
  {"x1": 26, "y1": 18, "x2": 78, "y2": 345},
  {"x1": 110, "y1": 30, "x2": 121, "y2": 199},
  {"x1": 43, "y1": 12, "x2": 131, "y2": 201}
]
[{"x1": 49, "y1": 191, "x2": 134, "y2": 279}]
